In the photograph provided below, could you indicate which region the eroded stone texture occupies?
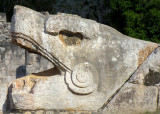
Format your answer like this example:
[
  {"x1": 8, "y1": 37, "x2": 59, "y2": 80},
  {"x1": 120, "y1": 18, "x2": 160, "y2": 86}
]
[
  {"x1": 130, "y1": 47, "x2": 160, "y2": 86},
  {"x1": 22, "y1": 110, "x2": 97, "y2": 114},
  {"x1": 0, "y1": 82, "x2": 8, "y2": 111},
  {"x1": 0, "y1": 13, "x2": 53, "y2": 83},
  {"x1": 129, "y1": 47, "x2": 160, "y2": 111},
  {"x1": 102, "y1": 83, "x2": 158, "y2": 114},
  {"x1": 25, "y1": 52, "x2": 53, "y2": 75},
  {"x1": 0, "y1": 13, "x2": 54, "y2": 112},
  {"x1": 10, "y1": 5, "x2": 160, "y2": 112},
  {"x1": 102, "y1": 47, "x2": 160, "y2": 113},
  {"x1": 10, "y1": 74, "x2": 105, "y2": 110}
]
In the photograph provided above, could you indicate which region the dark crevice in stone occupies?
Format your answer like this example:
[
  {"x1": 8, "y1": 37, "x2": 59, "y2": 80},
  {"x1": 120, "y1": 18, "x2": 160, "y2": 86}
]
[
  {"x1": 156, "y1": 86, "x2": 159, "y2": 110},
  {"x1": 29, "y1": 81, "x2": 37, "y2": 94},
  {"x1": 32, "y1": 66, "x2": 61, "y2": 76},
  {"x1": 144, "y1": 69, "x2": 160, "y2": 86},
  {"x1": 3, "y1": 84, "x2": 14, "y2": 113}
]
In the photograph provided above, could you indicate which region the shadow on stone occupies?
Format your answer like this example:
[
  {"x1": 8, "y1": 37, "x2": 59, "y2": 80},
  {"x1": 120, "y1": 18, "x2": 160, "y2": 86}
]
[
  {"x1": 32, "y1": 66, "x2": 61, "y2": 76},
  {"x1": 3, "y1": 84, "x2": 14, "y2": 113},
  {"x1": 16, "y1": 65, "x2": 26, "y2": 79},
  {"x1": 144, "y1": 69, "x2": 160, "y2": 86}
]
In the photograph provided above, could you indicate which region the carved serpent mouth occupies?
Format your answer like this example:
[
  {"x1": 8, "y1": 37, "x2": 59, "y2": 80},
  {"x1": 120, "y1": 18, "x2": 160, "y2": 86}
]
[
  {"x1": 11, "y1": 32, "x2": 72, "y2": 74},
  {"x1": 11, "y1": 32, "x2": 98, "y2": 95}
]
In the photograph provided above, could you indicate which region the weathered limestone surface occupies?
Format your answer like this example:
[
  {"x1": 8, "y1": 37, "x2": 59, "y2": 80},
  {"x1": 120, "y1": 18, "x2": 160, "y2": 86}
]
[
  {"x1": 102, "y1": 83, "x2": 158, "y2": 114},
  {"x1": 0, "y1": 13, "x2": 53, "y2": 112},
  {"x1": 0, "y1": 13, "x2": 53, "y2": 83},
  {"x1": 0, "y1": 82, "x2": 8, "y2": 111},
  {"x1": 130, "y1": 47, "x2": 160, "y2": 86},
  {"x1": 6, "y1": 5, "x2": 160, "y2": 113},
  {"x1": 10, "y1": 74, "x2": 104, "y2": 110},
  {"x1": 102, "y1": 47, "x2": 160, "y2": 113}
]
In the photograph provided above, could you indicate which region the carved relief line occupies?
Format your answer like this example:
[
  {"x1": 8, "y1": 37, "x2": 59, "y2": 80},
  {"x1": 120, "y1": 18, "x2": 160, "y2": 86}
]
[{"x1": 11, "y1": 32, "x2": 72, "y2": 73}]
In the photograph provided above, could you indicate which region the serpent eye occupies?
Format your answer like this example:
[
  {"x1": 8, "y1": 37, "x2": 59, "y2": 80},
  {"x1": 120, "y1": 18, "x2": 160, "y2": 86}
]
[{"x1": 59, "y1": 30, "x2": 83, "y2": 46}]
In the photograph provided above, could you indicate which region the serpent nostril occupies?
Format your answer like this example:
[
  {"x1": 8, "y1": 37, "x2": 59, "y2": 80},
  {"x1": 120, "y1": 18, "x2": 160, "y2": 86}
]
[{"x1": 59, "y1": 30, "x2": 83, "y2": 46}]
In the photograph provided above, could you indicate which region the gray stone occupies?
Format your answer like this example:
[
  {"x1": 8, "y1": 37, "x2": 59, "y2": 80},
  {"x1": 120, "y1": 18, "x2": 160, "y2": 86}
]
[
  {"x1": 102, "y1": 47, "x2": 160, "y2": 113},
  {"x1": 157, "y1": 85, "x2": 160, "y2": 110},
  {"x1": 130, "y1": 47, "x2": 160, "y2": 86},
  {"x1": 10, "y1": 74, "x2": 104, "y2": 110},
  {"x1": 35, "y1": 110, "x2": 44, "y2": 114},
  {"x1": 0, "y1": 82, "x2": 8, "y2": 111},
  {"x1": 102, "y1": 83, "x2": 158, "y2": 114},
  {"x1": 129, "y1": 47, "x2": 160, "y2": 111},
  {"x1": 0, "y1": 13, "x2": 54, "y2": 84},
  {"x1": 20, "y1": 110, "x2": 97, "y2": 114},
  {"x1": 9, "y1": 5, "x2": 160, "y2": 112},
  {"x1": 0, "y1": 13, "x2": 6, "y2": 22},
  {"x1": 0, "y1": 70, "x2": 6, "y2": 79}
]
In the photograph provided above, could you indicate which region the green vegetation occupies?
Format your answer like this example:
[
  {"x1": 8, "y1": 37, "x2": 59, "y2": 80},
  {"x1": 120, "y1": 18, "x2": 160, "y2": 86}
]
[
  {"x1": 110, "y1": 0, "x2": 160, "y2": 42},
  {"x1": 0, "y1": 0, "x2": 159, "y2": 43},
  {"x1": 144, "y1": 111, "x2": 160, "y2": 114}
]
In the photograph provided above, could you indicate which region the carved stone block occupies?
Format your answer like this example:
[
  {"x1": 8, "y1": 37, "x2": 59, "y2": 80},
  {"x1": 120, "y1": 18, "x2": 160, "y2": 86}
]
[{"x1": 8, "y1": 5, "x2": 160, "y2": 113}]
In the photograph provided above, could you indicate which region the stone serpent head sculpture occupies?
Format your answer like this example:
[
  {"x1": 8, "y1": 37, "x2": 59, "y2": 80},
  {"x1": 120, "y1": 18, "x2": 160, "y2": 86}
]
[{"x1": 10, "y1": 5, "x2": 159, "y2": 111}]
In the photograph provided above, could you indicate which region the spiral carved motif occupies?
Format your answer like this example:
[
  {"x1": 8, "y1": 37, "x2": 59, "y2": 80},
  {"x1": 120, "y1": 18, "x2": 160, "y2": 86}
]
[{"x1": 65, "y1": 62, "x2": 98, "y2": 95}]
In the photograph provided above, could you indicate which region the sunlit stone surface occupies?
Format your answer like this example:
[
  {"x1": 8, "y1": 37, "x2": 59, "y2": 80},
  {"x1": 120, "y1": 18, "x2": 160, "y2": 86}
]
[{"x1": 1, "y1": 5, "x2": 159, "y2": 113}]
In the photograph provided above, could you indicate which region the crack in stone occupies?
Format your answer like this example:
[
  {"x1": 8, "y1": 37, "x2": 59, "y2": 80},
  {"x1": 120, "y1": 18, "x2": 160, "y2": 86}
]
[
  {"x1": 99, "y1": 46, "x2": 159, "y2": 112},
  {"x1": 29, "y1": 81, "x2": 36, "y2": 94},
  {"x1": 155, "y1": 85, "x2": 160, "y2": 111}
]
